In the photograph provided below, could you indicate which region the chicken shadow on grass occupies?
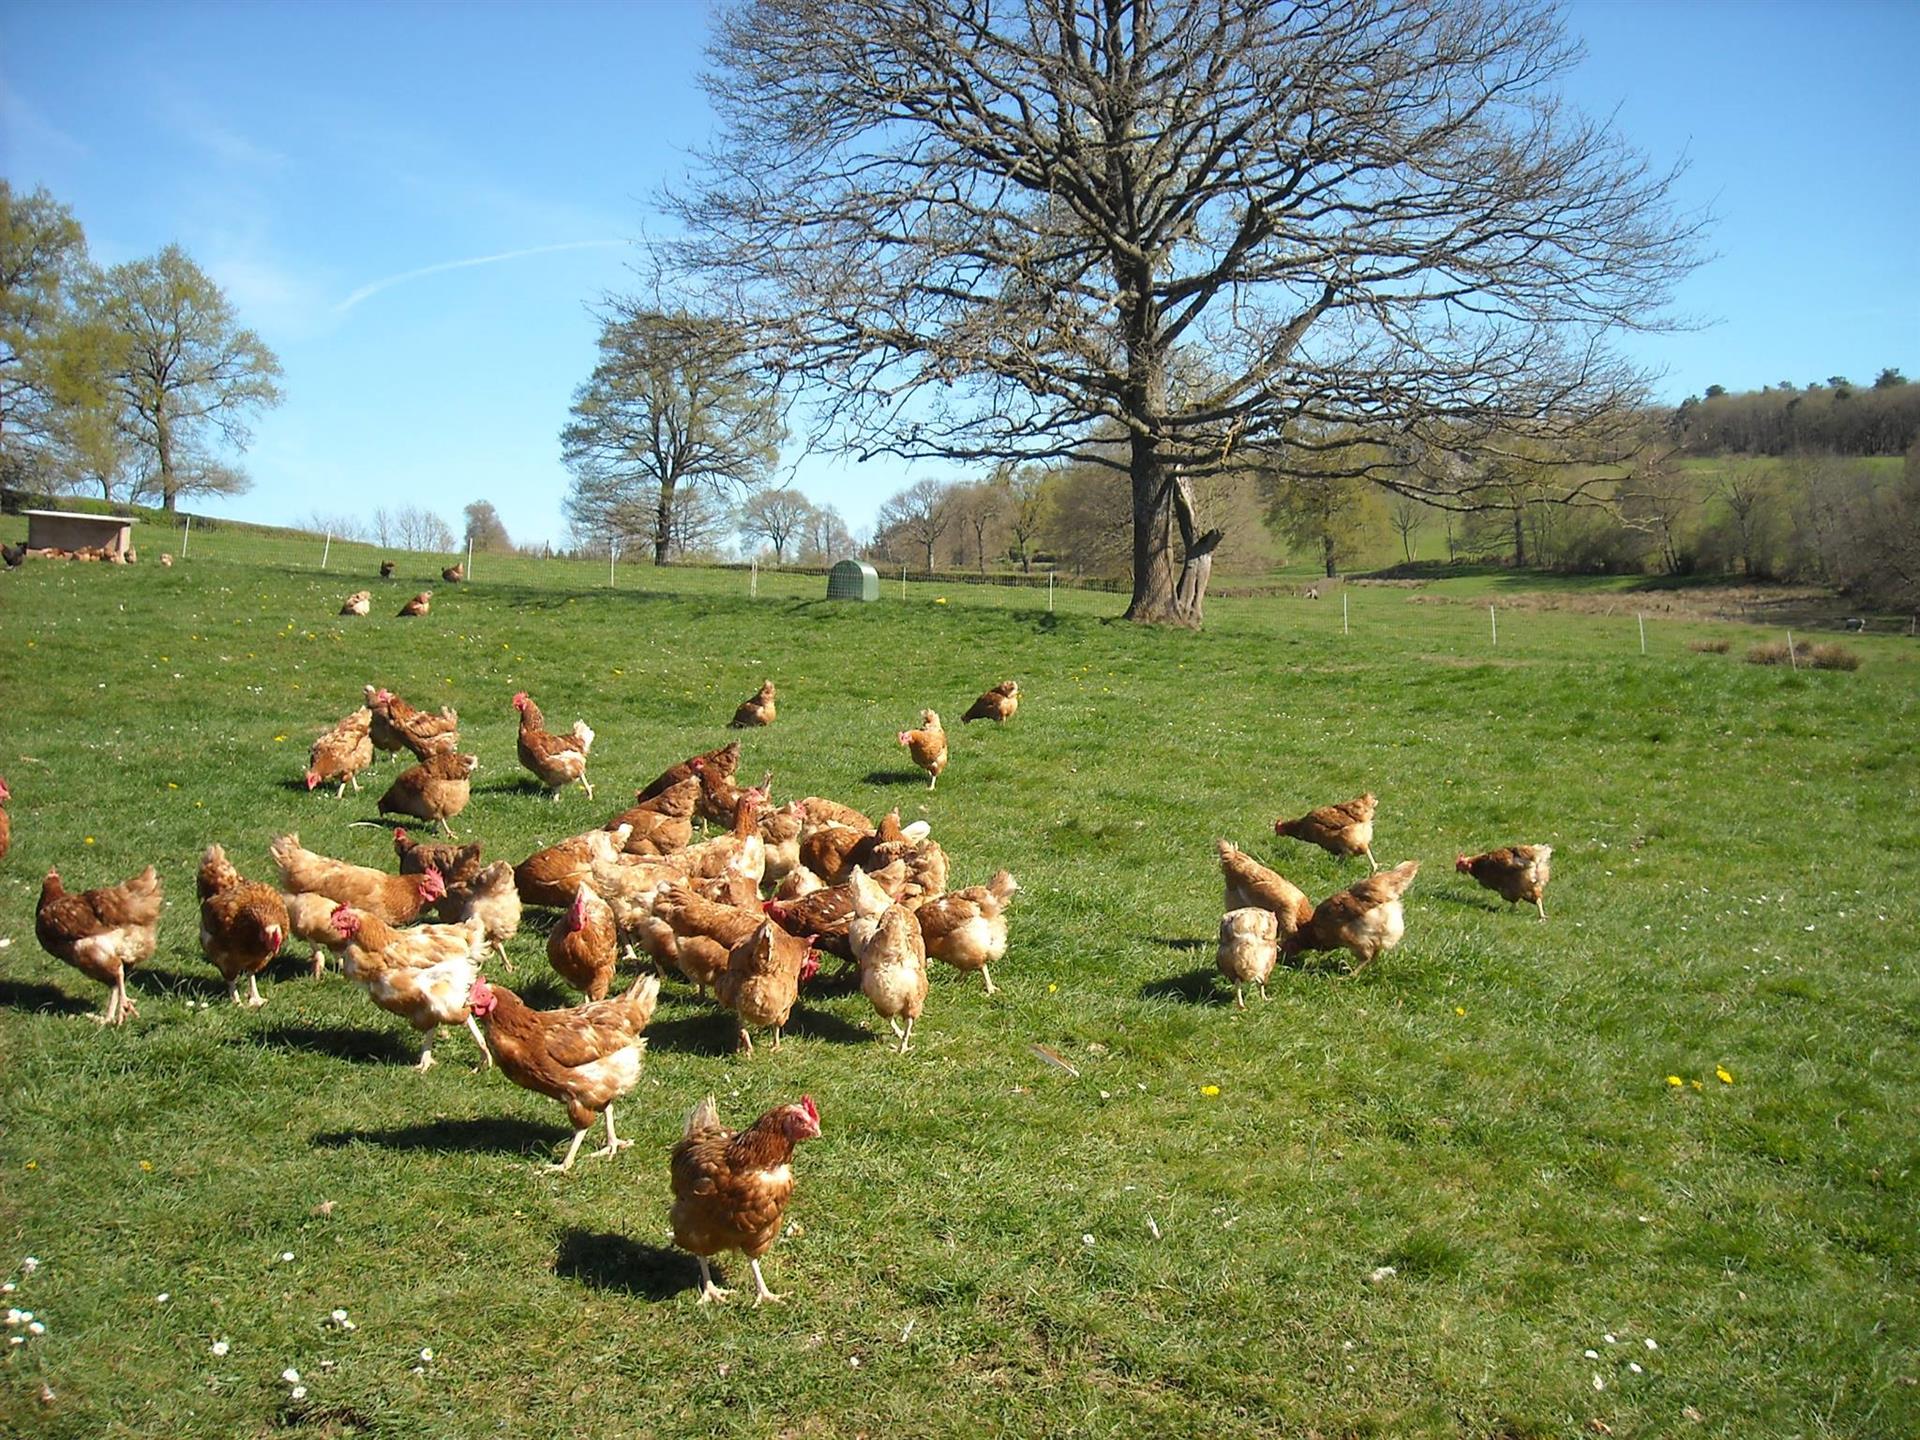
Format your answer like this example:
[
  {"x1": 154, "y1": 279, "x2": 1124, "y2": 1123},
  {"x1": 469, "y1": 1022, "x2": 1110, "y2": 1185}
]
[
  {"x1": 0, "y1": 978, "x2": 97, "y2": 1017},
  {"x1": 1139, "y1": 967, "x2": 1233, "y2": 1007},
  {"x1": 783, "y1": 1005, "x2": 877, "y2": 1046},
  {"x1": 247, "y1": 1023, "x2": 421, "y2": 1065},
  {"x1": 312, "y1": 1115, "x2": 570, "y2": 1156},
  {"x1": 555, "y1": 1229, "x2": 703, "y2": 1301},
  {"x1": 640, "y1": 1011, "x2": 746, "y2": 1057},
  {"x1": 129, "y1": 967, "x2": 230, "y2": 1002},
  {"x1": 862, "y1": 769, "x2": 929, "y2": 787}
]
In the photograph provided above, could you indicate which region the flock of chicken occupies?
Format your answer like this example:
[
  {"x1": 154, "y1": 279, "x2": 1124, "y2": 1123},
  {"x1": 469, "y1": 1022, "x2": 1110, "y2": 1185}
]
[
  {"x1": 1214, "y1": 792, "x2": 1553, "y2": 1008},
  {"x1": 8, "y1": 596, "x2": 1556, "y2": 1303},
  {"x1": 17, "y1": 662, "x2": 1025, "y2": 1304}
]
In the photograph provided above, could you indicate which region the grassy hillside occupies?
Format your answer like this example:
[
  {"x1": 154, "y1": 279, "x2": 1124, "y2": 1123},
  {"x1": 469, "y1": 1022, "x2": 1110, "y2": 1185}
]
[{"x1": 0, "y1": 542, "x2": 1915, "y2": 1438}]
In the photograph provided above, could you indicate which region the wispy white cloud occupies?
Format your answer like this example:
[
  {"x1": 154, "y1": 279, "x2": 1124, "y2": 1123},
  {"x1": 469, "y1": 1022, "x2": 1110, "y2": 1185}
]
[
  {"x1": 0, "y1": 82, "x2": 90, "y2": 165},
  {"x1": 333, "y1": 240, "x2": 628, "y2": 315},
  {"x1": 160, "y1": 95, "x2": 288, "y2": 172}
]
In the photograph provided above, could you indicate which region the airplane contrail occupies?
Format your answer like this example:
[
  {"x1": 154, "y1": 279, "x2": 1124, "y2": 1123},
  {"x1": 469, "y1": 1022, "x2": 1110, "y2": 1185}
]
[{"x1": 335, "y1": 240, "x2": 627, "y2": 315}]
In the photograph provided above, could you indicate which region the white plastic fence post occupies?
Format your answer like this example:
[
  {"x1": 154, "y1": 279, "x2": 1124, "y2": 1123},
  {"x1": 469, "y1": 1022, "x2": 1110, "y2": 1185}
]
[
  {"x1": 1489, "y1": 604, "x2": 1497, "y2": 647},
  {"x1": 1343, "y1": 591, "x2": 1349, "y2": 635},
  {"x1": 182, "y1": 515, "x2": 192, "y2": 557},
  {"x1": 610, "y1": 541, "x2": 617, "y2": 589},
  {"x1": 467, "y1": 536, "x2": 474, "y2": 580},
  {"x1": 1638, "y1": 613, "x2": 1646, "y2": 655},
  {"x1": 1047, "y1": 572, "x2": 1054, "y2": 612},
  {"x1": 321, "y1": 532, "x2": 331, "y2": 570},
  {"x1": 1787, "y1": 630, "x2": 1797, "y2": 670}
]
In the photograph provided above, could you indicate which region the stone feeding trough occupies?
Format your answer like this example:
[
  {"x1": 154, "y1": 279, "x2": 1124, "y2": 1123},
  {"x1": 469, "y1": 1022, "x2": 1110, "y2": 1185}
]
[{"x1": 21, "y1": 509, "x2": 136, "y2": 561}]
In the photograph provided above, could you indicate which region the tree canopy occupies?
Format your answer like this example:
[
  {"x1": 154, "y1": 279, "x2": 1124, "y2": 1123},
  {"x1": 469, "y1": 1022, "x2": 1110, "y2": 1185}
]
[
  {"x1": 560, "y1": 307, "x2": 782, "y2": 563},
  {"x1": 95, "y1": 245, "x2": 282, "y2": 512},
  {"x1": 664, "y1": 0, "x2": 1702, "y2": 624}
]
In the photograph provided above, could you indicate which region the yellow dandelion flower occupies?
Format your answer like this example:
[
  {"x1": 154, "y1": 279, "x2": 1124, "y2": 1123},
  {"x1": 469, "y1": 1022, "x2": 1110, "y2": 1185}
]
[
  {"x1": 1666, "y1": 1075, "x2": 1683, "y2": 1087},
  {"x1": 1690, "y1": 1079, "x2": 1703, "y2": 1091},
  {"x1": 1047, "y1": 983, "x2": 1057, "y2": 994},
  {"x1": 84, "y1": 836, "x2": 95, "y2": 845},
  {"x1": 273, "y1": 735, "x2": 287, "y2": 743},
  {"x1": 1454, "y1": 1006, "x2": 1466, "y2": 1016},
  {"x1": 1200, "y1": 1085, "x2": 1221, "y2": 1097},
  {"x1": 1716, "y1": 1066, "x2": 1734, "y2": 1085},
  {"x1": 139, "y1": 1160, "x2": 153, "y2": 1173},
  {"x1": 167, "y1": 783, "x2": 179, "y2": 790}
]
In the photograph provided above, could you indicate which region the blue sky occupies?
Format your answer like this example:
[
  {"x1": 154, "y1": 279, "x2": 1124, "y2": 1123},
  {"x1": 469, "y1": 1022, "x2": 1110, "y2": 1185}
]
[{"x1": 3, "y1": 0, "x2": 1916, "y2": 547}]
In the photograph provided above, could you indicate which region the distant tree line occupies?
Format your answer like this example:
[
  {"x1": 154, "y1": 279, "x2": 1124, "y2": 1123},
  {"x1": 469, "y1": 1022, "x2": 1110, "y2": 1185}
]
[
  {"x1": 2, "y1": 183, "x2": 282, "y2": 511},
  {"x1": 1675, "y1": 372, "x2": 1915, "y2": 457}
]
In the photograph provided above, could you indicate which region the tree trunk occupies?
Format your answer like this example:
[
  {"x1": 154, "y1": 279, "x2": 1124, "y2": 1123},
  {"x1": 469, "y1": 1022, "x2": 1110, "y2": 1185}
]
[
  {"x1": 1322, "y1": 533, "x2": 1337, "y2": 578},
  {"x1": 654, "y1": 480, "x2": 675, "y2": 564},
  {"x1": 1512, "y1": 508, "x2": 1527, "y2": 567},
  {"x1": 1122, "y1": 444, "x2": 1219, "y2": 628},
  {"x1": 157, "y1": 413, "x2": 178, "y2": 514}
]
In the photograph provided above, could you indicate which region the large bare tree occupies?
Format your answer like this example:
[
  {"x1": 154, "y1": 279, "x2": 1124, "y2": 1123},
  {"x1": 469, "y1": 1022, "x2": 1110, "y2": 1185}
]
[
  {"x1": 738, "y1": 486, "x2": 814, "y2": 562},
  {"x1": 663, "y1": 0, "x2": 1701, "y2": 625},
  {"x1": 874, "y1": 476, "x2": 957, "y2": 572},
  {"x1": 561, "y1": 307, "x2": 782, "y2": 564}
]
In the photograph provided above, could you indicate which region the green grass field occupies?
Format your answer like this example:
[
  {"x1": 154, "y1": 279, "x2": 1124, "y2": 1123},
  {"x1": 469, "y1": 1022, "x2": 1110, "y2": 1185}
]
[{"x1": 2, "y1": 522, "x2": 1917, "y2": 1438}]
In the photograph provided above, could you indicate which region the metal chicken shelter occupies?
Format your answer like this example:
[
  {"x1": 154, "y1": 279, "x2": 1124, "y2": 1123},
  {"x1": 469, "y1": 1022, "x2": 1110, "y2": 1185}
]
[{"x1": 826, "y1": 559, "x2": 879, "y2": 601}]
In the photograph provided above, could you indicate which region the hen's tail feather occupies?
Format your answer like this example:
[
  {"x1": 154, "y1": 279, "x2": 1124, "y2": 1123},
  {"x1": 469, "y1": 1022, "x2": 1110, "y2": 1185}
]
[{"x1": 682, "y1": 1093, "x2": 721, "y2": 1141}]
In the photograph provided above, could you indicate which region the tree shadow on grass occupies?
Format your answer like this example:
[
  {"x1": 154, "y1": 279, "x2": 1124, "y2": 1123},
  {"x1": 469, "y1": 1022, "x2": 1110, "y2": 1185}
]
[
  {"x1": 247, "y1": 1022, "x2": 420, "y2": 1065},
  {"x1": 0, "y1": 978, "x2": 96, "y2": 1017},
  {"x1": 1139, "y1": 967, "x2": 1232, "y2": 1007},
  {"x1": 861, "y1": 769, "x2": 930, "y2": 787},
  {"x1": 1147, "y1": 936, "x2": 1211, "y2": 953},
  {"x1": 555, "y1": 1229, "x2": 703, "y2": 1302},
  {"x1": 313, "y1": 1115, "x2": 569, "y2": 1157}
]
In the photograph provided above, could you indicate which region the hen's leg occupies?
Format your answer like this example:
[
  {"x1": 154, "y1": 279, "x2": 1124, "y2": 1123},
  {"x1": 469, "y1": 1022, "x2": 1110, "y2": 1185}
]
[
  {"x1": 980, "y1": 967, "x2": 995, "y2": 996},
  {"x1": 247, "y1": 974, "x2": 266, "y2": 1008},
  {"x1": 465, "y1": 1014, "x2": 493, "y2": 1067},
  {"x1": 749, "y1": 1259, "x2": 784, "y2": 1305},
  {"x1": 438, "y1": 818, "x2": 457, "y2": 839},
  {"x1": 771, "y1": 1026, "x2": 783, "y2": 1051},
  {"x1": 1362, "y1": 844, "x2": 1379, "y2": 874},
  {"x1": 336, "y1": 781, "x2": 348, "y2": 800},
  {"x1": 888, "y1": 1017, "x2": 905, "y2": 1039},
  {"x1": 737, "y1": 1026, "x2": 754, "y2": 1054},
  {"x1": 116, "y1": 975, "x2": 138, "y2": 1022},
  {"x1": 581, "y1": 776, "x2": 595, "y2": 801},
  {"x1": 1233, "y1": 984, "x2": 1245, "y2": 1010},
  {"x1": 898, "y1": 1015, "x2": 915, "y2": 1054},
  {"x1": 415, "y1": 1027, "x2": 439, "y2": 1071},
  {"x1": 1535, "y1": 897, "x2": 1547, "y2": 920},
  {"x1": 310, "y1": 949, "x2": 327, "y2": 979},
  {"x1": 547, "y1": 1128, "x2": 589, "y2": 1173},
  {"x1": 695, "y1": 1256, "x2": 732, "y2": 1304},
  {"x1": 591, "y1": 1105, "x2": 632, "y2": 1160},
  {"x1": 228, "y1": 978, "x2": 243, "y2": 1006}
]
